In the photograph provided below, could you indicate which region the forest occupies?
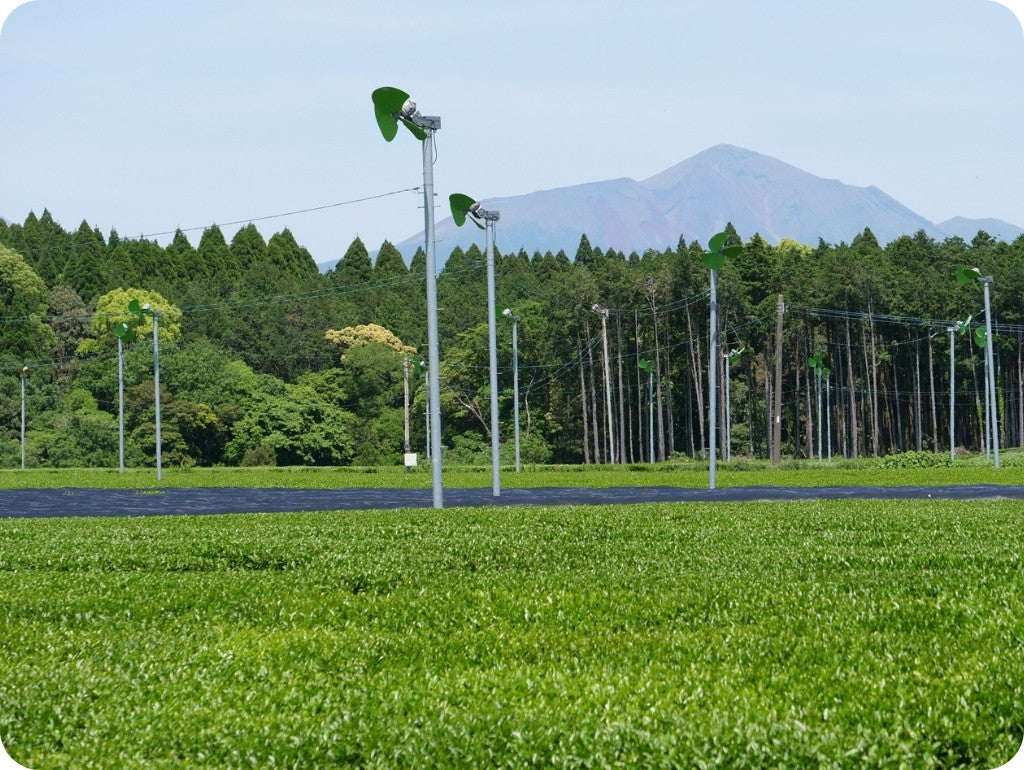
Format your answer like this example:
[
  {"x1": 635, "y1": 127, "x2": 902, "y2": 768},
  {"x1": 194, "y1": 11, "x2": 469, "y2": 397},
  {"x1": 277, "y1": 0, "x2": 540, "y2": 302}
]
[{"x1": 1, "y1": 209, "x2": 1023, "y2": 470}]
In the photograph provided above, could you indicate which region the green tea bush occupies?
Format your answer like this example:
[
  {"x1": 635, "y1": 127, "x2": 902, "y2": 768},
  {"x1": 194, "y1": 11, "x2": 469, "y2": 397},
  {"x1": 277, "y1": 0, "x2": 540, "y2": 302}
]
[
  {"x1": 1, "y1": 501, "x2": 1021, "y2": 768},
  {"x1": 877, "y1": 450, "x2": 953, "y2": 469}
]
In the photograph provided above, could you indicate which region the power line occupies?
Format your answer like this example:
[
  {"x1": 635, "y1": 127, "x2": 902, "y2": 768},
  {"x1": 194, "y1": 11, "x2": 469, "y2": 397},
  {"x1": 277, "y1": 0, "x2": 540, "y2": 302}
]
[{"x1": 3, "y1": 187, "x2": 421, "y2": 258}]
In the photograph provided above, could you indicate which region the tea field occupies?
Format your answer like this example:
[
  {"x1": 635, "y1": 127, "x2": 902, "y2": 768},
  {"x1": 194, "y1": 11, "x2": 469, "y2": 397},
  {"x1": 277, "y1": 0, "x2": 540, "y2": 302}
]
[{"x1": 1, "y1": 498, "x2": 1022, "y2": 767}]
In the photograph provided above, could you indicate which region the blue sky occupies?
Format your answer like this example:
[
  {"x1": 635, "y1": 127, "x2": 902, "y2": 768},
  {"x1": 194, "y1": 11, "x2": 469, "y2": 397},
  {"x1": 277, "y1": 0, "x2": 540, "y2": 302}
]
[{"x1": 1, "y1": 0, "x2": 1023, "y2": 266}]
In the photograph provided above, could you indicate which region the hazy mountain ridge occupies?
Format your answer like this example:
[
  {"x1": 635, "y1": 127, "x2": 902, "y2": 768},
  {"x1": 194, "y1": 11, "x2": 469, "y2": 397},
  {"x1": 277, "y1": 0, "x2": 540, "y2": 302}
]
[{"x1": 321, "y1": 144, "x2": 1023, "y2": 270}]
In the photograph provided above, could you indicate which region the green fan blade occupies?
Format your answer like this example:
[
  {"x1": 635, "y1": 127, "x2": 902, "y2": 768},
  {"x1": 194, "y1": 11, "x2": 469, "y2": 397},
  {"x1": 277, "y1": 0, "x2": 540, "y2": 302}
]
[
  {"x1": 638, "y1": 358, "x2": 654, "y2": 373},
  {"x1": 956, "y1": 264, "x2": 982, "y2": 285},
  {"x1": 127, "y1": 299, "x2": 142, "y2": 315},
  {"x1": 820, "y1": 366, "x2": 832, "y2": 377},
  {"x1": 975, "y1": 326, "x2": 988, "y2": 348},
  {"x1": 701, "y1": 251, "x2": 726, "y2": 270},
  {"x1": 708, "y1": 232, "x2": 728, "y2": 253},
  {"x1": 808, "y1": 354, "x2": 822, "y2": 369},
  {"x1": 371, "y1": 87, "x2": 410, "y2": 142},
  {"x1": 449, "y1": 193, "x2": 477, "y2": 227},
  {"x1": 114, "y1": 322, "x2": 135, "y2": 342},
  {"x1": 398, "y1": 116, "x2": 428, "y2": 141},
  {"x1": 722, "y1": 245, "x2": 743, "y2": 258}
]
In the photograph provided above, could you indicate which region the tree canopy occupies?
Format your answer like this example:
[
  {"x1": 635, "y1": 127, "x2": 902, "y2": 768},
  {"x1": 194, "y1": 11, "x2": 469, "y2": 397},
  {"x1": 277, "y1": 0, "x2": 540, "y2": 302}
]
[{"x1": 3, "y1": 209, "x2": 1024, "y2": 469}]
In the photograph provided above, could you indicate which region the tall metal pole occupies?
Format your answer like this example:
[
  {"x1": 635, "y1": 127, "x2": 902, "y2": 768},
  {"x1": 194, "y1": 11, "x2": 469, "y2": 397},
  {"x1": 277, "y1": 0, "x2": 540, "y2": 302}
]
[
  {"x1": 118, "y1": 338, "x2": 125, "y2": 473},
  {"x1": 816, "y1": 369, "x2": 823, "y2": 461},
  {"x1": 948, "y1": 327, "x2": 956, "y2": 463},
  {"x1": 20, "y1": 367, "x2": 28, "y2": 470},
  {"x1": 982, "y1": 277, "x2": 999, "y2": 468},
  {"x1": 772, "y1": 296, "x2": 784, "y2": 464},
  {"x1": 826, "y1": 374, "x2": 832, "y2": 462},
  {"x1": 422, "y1": 130, "x2": 443, "y2": 507},
  {"x1": 153, "y1": 311, "x2": 162, "y2": 481},
  {"x1": 594, "y1": 306, "x2": 615, "y2": 464},
  {"x1": 403, "y1": 355, "x2": 411, "y2": 472},
  {"x1": 485, "y1": 216, "x2": 500, "y2": 496},
  {"x1": 648, "y1": 369, "x2": 654, "y2": 464},
  {"x1": 708, "y1": 269, "x2": 719, "y2": 488},
  {"x1": 424, "y1": 366, "x2": 431, "y2": 462}
]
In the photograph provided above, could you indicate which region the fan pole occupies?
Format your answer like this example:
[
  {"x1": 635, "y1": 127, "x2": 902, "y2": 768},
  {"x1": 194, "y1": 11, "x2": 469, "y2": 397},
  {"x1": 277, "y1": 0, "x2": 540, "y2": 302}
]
[
  {"x1": 648, "y1": 369, "x2": 654, "y2": 464},
  {"x1": 422, "y1": 132, "x2": 443, "y2": 507},
  {"x1": 981, "y1": 277, "x2": 999, "y2": 468},
  {"x1": 20, "y1": 366, "x2": 29, "y2": 470},
  {"x1": 153, "y1": 311, "x2": 162, "y2": 481},
  {"x1": 948, "y1": 326, "x2": 956, "y2": 462},
  {"x1": 591, "y1": 305, "x2": 615, "y2": 464},
  {"x1": 708, "y1": 268, "x2": 718, "y2": 489},
  {"x1": 512, "y1": 315, "x2": 521, "y2": 473},
  {"x1": 119, "y1": 338, "x2": 125, "y2": 473},
  {"x1": 826, "y1": 373, "x2": 832, "y2": 462},
  {"x1": 816, "y1": 368, "x2": 823, "y2": 461},
  {"x1": 486, "y1": 218, "x2": 501, "y2": 495}
]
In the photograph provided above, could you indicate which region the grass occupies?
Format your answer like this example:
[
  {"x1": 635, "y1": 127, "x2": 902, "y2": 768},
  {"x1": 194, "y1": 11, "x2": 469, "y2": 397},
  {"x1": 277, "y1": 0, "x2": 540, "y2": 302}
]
[
  {"x1": 0, "y1": 450, "x2": 1021, "y2": 491},
  {"x1": 1, "y1": 500, "x2": 1022, "y2": 767}
]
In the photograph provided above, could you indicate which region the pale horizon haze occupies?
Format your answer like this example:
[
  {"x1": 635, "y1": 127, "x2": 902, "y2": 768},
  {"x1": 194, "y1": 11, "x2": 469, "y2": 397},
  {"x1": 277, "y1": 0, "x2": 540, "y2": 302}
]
[{"x1": 2, "y1": 1, "x2": 1024, "y2": 266}]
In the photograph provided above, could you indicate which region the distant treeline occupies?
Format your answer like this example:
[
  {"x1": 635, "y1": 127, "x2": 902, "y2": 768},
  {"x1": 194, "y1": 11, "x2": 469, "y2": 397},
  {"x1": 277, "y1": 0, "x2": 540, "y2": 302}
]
[{"x1": 2, "y1": 209, "x2": 1023, "y2": 469}]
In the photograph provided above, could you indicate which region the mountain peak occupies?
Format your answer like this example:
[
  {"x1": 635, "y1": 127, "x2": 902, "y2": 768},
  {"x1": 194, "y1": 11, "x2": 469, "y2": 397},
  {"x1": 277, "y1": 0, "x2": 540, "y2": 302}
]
[{"x1": 359, "y1": 146, "x2": 1023, "y2": 270}]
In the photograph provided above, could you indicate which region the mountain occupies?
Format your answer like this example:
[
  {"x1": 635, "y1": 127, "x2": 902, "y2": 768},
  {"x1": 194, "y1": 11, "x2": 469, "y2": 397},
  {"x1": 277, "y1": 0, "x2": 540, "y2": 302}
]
[
  {"x1": 319, "y1": 145, "x2": 1022, "y2": 270},
  {"x1": 936, "y1": 216, "x2": 1024, "y2": 242}
]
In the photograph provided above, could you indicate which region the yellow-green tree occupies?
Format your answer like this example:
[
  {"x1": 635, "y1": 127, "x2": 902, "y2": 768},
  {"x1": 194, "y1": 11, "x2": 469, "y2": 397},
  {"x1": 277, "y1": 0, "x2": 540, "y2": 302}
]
[
  {"x1": 323, "y1": 323, "x2": 413, "y2": 464},
  {"x1": 77, "y1": 287, "x2": 183, "y2": 354},
  {"x1": 324, "y1": 323, "x2": 414, "y2": 355}
]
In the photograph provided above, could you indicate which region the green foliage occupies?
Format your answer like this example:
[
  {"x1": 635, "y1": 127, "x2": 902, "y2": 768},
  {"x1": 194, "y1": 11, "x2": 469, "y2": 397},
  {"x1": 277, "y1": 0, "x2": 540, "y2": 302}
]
[
  {"x1": 6, "y1": 208, "x2": 1024, "y2": 468},
  {"x1": 223, "y1": 385, "x2": 355, "y2": 466},
  {"x1": 1, "y1": 501, "x2": 1021, "y2": 767},
  {"x1": 0, "y1": 244, "x2": 56, "y2": 359},
  {"x1": 877, "y1": 450, "x2": 953, "y2": 469}
]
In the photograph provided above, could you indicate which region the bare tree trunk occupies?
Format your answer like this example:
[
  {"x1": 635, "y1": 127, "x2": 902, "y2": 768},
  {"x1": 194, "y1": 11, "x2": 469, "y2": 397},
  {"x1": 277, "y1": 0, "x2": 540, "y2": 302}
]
[
  {"x1": 634, "y1": 310, "x2": 644, "y2": 462},
  {"x1": 524, "y1": 378, "x2": 533, "y2": 438},
  {"x1": 686, "y1": 363, "x2": 695, "y2": 458},
  {"x1": 585, "y1": 319, "x2": 601, "y2": 463},
  {"x1": 891, "y1": 348, "x2": 902, "y2": 452},
  {"x1": 685, "y1": 303, "x2": 705, "y2": 460},
  {"x1": 861, "y1": 323, "x2": 871, "y2": 457},
  {"x1": 578, "y1": 337, "x2": 590, "y2": 464},
  {"x1": 719, "y1": 320, "x2": 728, "y2": 461},
  {"x1": 804, "y1": 332, "x2": 813, "y2": 457},
  {"x1": 772, "y1": 297, "x2": 784, "y2": 463},
  {"x1": 764, "y1": 346, "x2": 773, "y2": 460},
  {"x1": 970, "y1": 335, "x2": 982, "y2": 452},
  {"x1": 1018, "y1": 331, "x2": 1023, "y2": 448},
  {"x1": 664, "y1": 324, "x2": 676, "y2": 458},
  {"x1": 745, "y1": 353, "x2": 754, "y2": 458},
  {"x1": 615, "y1": 313, "x2": 628, "y2": 464},
  {"x1": 653, "y1": 310, "x2": 666, "y2": 461},
  {"x1": 833, "y1": 324, "x2": 846, "y2": 457},
  {"x1": 868, "y1": 302, "x2": 880, "y2": 458},
  {"x1": 928, "y1": 333, "x2": 938, "y2": 452},
  {"x1": 914, "y1": 338, "x2": 923, "y2": 452},
  {"x1": 845, "y1": 317, "x2": 858, "y2": 458}
]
